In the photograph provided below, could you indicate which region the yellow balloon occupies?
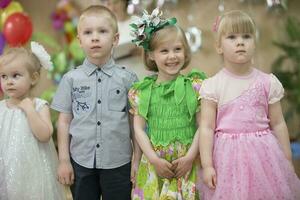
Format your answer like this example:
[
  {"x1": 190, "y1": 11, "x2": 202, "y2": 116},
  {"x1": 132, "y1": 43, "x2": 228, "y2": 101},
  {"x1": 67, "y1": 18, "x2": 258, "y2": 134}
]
[{"x1": 1, "y1": 1, "x2": 23, "y2": 25}]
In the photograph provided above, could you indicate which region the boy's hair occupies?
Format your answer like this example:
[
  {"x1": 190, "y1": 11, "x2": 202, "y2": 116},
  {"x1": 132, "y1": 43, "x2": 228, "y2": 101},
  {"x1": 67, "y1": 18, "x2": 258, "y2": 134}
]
[
  {"x1": 216, "y1": 10, "x2": 256, "y2": 45},
  {"x1": 78, "y1": 5, "x2": 118, "y2": 33},
  {"x1": 0, "y1": 47, "x2": 42, "y2": 75},
  {"x1": 144, "y1": 25, "x2": 191, "y2": 72}
]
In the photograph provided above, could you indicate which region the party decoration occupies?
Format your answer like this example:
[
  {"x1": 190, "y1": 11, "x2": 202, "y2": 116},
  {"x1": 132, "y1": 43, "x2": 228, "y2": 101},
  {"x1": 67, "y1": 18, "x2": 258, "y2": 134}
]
[
  {"x1": 0, "y1": 0, "x2": 11, "y2": 9},
  {"x1": 266, "y1": 0, "x2": 287, "y2": 10},
  {"x1": 1, "y1": 1, "x2": 23, "y2": 25},
  {"x1": 0, "y1": 33, "x2": 6, "y2": 54},
  {"x1": 185, "y1": 27, "x2": 202, "y2": 52},
  {"x1": 3, "y1": 12, "x2": 32, "y2": 46}
]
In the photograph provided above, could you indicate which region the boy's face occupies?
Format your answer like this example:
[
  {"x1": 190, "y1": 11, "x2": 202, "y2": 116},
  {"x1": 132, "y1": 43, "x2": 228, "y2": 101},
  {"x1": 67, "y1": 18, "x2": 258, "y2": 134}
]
[{"x1": 77, "y1": 14, "x2": 119, "y2": 65}]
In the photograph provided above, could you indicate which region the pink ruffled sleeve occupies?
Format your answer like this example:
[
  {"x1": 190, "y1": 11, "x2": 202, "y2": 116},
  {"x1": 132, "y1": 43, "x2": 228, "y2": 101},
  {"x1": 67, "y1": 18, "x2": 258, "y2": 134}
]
[
  {"x1": 199, "y1": 78, "x2": 218, "y2": 102},
  {"x1": 128, "y1": 88, "x2": 139, "y2": 115},
  {"x1": 268, "y1": 74, "x2": 284, "y2": 104}
]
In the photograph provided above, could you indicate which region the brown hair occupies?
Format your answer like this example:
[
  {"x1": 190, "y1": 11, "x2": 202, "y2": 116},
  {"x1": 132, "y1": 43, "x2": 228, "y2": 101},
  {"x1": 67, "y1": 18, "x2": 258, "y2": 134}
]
[
  {"x1": 216, "y1": 10, "x2": 256, "y2": 46},
  {"x1": 78, "y1": 5, "x2": 118, "y2": 33},
  {"x1": 0, "y1": 47, "x2": 42, "y2": 75},
  {"x1": 143, "y1": 25, "x2": 191, "y2": 72}
]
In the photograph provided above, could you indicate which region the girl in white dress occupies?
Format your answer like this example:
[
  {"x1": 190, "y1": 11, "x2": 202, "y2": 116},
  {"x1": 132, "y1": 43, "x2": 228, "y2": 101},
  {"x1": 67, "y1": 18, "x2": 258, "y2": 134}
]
[{"x1": 0, "y1": 42, "x2": 65, "y2": 200}]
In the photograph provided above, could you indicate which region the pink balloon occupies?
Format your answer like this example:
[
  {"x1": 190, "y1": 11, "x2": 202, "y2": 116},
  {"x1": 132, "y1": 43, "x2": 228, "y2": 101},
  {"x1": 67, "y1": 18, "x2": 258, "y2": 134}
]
[{"x1": 3, "y1": 12, "x2": 33, "y2": 47}]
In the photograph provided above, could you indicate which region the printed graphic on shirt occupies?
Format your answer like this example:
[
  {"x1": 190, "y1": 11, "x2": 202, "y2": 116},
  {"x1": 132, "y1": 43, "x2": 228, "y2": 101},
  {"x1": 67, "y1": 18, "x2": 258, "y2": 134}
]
[{"x1": 72, "y1": 85, "x2": 92, "y2": 114}]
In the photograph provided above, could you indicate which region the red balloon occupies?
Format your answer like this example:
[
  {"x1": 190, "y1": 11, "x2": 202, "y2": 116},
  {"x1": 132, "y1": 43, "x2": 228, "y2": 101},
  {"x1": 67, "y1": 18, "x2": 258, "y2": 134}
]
[{"x1": 3, "y1": 12, "x2": 33, "y2": 47}]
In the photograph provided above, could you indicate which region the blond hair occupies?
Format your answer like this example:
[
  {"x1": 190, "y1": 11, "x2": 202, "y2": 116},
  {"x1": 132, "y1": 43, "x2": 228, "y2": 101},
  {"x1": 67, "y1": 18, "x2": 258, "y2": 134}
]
[
  {"x1": 144, "y1": 25, "x2": 191, "y2": 72},
  {"x1": 216, "y1": 10, "x2": 256, "y2": 45},
  {"x1": 78, "y1": 5, "x2": 118, "y2": 33},
  {"x1": 0, "y1": 47, "x2": 42, "y2": 75}
]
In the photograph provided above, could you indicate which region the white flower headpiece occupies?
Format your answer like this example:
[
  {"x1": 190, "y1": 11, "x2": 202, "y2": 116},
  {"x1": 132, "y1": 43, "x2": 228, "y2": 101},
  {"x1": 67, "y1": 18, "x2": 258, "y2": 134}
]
[
  {"x1": 30, "y1": 41, "x2": 53, "y2": 70},
  {"x1": 130, "y1": 8, "x2": 177, "y2": 51}
]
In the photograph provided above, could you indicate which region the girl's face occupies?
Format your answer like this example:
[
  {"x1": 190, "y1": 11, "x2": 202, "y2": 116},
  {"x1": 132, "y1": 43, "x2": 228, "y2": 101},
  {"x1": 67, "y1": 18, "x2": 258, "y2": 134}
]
[
  {"x1": 150, "y1": 39, "x2": 185, "y2": 82},
  {"x1": 0, "y1": 60, "x2": 35, "y2": 101},
  {"x1": 217, "y1": 32, "x2": 255, "y2": 68}
]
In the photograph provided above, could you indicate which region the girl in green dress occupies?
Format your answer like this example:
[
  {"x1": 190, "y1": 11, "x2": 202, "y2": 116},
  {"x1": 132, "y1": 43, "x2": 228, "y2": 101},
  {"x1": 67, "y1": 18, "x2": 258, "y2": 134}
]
[{"x1": 129, "y1": 8, "x2": 206, "y2": 200}]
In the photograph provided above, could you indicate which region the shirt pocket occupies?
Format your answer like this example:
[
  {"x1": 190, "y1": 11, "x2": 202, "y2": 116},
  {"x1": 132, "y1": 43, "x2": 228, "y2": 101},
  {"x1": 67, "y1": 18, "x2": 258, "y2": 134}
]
[
  {"x1": 108, "y1": 87, "x2": 127, "y2": 112},
  {"x1": 72, "y1": 82, "x2": 95, "y2": 115}
]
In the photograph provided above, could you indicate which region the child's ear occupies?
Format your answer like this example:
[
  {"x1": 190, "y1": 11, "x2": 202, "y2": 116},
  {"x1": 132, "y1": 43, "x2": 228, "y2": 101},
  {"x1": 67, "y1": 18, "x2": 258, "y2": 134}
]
[
  {"x1": 148, "y1": 52, "x2": 154, "y2": 61},
  {"x1": 31, "y1": 72, "x2": 40, "y2": 86},
  {"x1": 215, "y1": 40, "x2": 223, "y2": 54},
  {"x1": 112, "y1": 32, "x2": 119, "y2": 47},
  {"x1": 77, "y1": 35, "x2": 82, "y2": 47}
]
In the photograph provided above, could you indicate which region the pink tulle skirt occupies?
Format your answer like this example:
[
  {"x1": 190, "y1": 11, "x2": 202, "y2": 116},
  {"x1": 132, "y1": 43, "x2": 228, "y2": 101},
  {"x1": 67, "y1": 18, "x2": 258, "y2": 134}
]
[{"x1": 199, "y1": 131, "x2": 300, "y2": 200}]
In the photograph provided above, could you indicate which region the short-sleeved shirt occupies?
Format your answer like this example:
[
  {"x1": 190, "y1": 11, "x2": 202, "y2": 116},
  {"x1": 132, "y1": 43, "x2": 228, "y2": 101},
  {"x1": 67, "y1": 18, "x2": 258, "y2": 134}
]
[{"x1": 51, "y1": 58, "x2": 138, "y2": 169}]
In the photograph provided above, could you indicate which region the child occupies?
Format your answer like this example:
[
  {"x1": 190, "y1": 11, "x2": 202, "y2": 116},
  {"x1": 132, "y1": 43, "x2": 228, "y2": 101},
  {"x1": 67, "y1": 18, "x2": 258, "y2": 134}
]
[
  {"x1": 51, "y1": 5, "x2": 139, "y2": 200},
  {"x1": 199, "y1": 10, "x2": 300, "y2": 200},
  {"x1": 129, "y1": 8, "x2": 206, "y2": 199},
  {"x1": 0, "y1": 43, "x2": 65, "y2": 200}
]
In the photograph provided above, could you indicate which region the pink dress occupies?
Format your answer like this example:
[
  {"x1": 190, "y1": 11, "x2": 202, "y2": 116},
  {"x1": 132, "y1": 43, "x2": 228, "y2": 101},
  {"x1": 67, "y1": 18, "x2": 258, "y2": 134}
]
[{"x1": 199, "y1": 68, "x2": 300, "y2": 200}]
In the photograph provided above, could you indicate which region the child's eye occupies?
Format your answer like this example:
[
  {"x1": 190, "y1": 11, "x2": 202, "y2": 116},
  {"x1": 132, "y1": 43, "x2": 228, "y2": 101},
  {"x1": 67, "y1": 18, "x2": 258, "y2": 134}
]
[
  {"x1": 175, "y1": 47, "x2": 182, "y2": 52},
  {"x1": 84, "y1": 30, "x2": 91, "y2": 34},
  {"x1": 99, "y1": 29, "x2": 108, "y2": 33},
  {"x1": 0, "y1": 74, "x2": 7, "y2": 79},
  {"x1": 243, "y1": 34, "x2": 252, "y2": 39},
  {"x1": 227, "y1": 35, "x2": 236, "y2": 39},
  {"x1": 13, "y1": 73, "x2": 21, "y2": 78},
  {"x1": 160, "y1": 49, "x2": 168, "y2": 53}
]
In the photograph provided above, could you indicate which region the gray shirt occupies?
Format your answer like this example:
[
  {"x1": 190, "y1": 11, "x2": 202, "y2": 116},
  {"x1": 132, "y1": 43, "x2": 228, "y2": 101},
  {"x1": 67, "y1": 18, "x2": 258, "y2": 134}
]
[{"x1": 51, "y1": 58, "x2": 138, "y2": 169}]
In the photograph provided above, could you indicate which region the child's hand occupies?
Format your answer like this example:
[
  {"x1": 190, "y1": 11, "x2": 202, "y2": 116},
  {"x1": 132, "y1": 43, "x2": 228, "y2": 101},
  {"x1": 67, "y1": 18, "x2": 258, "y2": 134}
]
[
  {"x1": 131, "y1": 158, "x2": 140, "y2": 187},
  {"x1": 152, "y1": 157, "x2": 174, "y2": 179},
  {"x1": 172, "y1": 155, "x2": 193, "y2": 179},
  {"x1": 57, "y1": 160, "x2": 74, "y2": 185},
  {"x1": 17, "y1": 98, "x2": 34, "y2": 113},
  {"x1": 202, "y1": 166, "x2": 217, "y2": 189}
]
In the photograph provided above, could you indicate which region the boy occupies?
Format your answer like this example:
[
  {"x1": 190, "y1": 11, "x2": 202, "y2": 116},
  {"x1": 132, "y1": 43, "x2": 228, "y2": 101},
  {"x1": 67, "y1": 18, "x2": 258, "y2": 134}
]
[{"x1": 51, "y1": 5, "x2": 139, "y2": 200}]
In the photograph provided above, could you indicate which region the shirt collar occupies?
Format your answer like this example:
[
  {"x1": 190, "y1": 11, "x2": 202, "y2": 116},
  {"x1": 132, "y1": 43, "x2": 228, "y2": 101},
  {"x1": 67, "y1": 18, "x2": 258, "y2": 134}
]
[{"x1": 82, "y1": 58, "x2": 115, "y2": 76}]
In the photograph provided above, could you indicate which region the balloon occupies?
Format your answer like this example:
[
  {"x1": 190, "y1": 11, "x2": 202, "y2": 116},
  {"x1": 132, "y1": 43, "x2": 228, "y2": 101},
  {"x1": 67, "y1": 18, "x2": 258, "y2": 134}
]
[
  {"x1": 0, "y1": 0, "x2": 11, "y2": 9},
  {"x1": 0, "y1": 33, "x2": 6, "y2": 54},
  {"x1": 3, "y1": 12, "x2": 33, "y2": 47},
  {"x1": 1, "y1": 1, "x2": 23, "y2": 25}
]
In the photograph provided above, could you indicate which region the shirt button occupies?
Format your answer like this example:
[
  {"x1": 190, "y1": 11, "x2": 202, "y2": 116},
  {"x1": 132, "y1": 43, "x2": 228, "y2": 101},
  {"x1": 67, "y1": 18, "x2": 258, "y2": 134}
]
[
  {"x1": 98, "y1": 78, "x2": 101, "y2": 82},
  {"x1": 97, "y1": 121, "x2": 101, "y2": 126},
  {"x1": 96, "y1": 144, "x2": 100, "y2": 148},
  {"x1": 97, "y1": 99, "x2": 101, "y2": 104}
]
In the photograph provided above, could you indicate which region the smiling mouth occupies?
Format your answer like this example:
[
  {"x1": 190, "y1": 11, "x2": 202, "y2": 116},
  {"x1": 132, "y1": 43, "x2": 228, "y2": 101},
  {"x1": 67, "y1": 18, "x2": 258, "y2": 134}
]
[{"x1": 236, "y1": 50, "x2": 246, "y2": 53}]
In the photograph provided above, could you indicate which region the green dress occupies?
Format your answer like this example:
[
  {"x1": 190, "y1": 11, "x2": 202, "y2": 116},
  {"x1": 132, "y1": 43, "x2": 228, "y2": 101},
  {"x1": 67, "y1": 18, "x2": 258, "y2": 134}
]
[{"x1": 129, "y1": 70, "x2": 206, "y2": 200}]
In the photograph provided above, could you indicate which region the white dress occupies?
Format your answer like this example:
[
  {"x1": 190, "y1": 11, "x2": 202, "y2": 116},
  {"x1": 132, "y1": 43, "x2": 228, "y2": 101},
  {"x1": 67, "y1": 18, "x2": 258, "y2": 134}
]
[{"x1": 0, "y1": 98, "x2": 65, "y2": 200}]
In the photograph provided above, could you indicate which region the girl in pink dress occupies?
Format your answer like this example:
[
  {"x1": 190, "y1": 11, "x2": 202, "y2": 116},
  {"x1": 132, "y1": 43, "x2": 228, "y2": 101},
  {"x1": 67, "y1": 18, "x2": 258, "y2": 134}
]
[{"x1": 199, "y1": 10, "x2": 300, "y2": 200}]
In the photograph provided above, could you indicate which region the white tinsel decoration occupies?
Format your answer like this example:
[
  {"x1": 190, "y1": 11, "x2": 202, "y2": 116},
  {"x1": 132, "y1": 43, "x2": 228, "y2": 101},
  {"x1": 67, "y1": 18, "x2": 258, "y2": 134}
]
[{"x1": 30, "y1": 41, "x2": 53, "y2": 70}]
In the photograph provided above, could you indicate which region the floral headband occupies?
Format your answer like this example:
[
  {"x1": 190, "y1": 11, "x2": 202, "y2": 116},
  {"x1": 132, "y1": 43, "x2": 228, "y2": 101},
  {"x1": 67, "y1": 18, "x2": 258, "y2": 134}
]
[
  {"x1": 130, "y1": 8, "x2": 177, "y2": 51},
  {"x1": 30, "y1": 41, "x2": 53, "y2": 71}
]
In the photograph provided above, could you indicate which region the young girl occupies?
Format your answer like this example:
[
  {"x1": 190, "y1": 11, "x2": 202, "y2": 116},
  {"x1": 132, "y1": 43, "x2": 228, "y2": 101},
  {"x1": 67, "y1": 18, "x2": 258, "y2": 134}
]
[
  {"x1": 199, "y1": 10, "x2": 300, "y2": 200},
  {"x1": 129, "y1": 8, "x2": 206, "y2": 199},
  {"x1": 0, "y1": 42, "x2": 65, "y2": 200}
]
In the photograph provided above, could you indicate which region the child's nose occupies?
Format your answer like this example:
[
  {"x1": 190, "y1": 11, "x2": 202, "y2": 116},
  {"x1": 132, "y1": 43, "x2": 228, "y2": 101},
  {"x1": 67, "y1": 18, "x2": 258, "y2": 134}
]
[
  {"x1": 236, "y1": 37, "x2": 244, "y2": 46},
  {"x1": 91, "y1": 33, "x2": 99, "y2": 42},
  {"x1": 168, "y1": 52, "x2": 176, "y2": 59}
]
